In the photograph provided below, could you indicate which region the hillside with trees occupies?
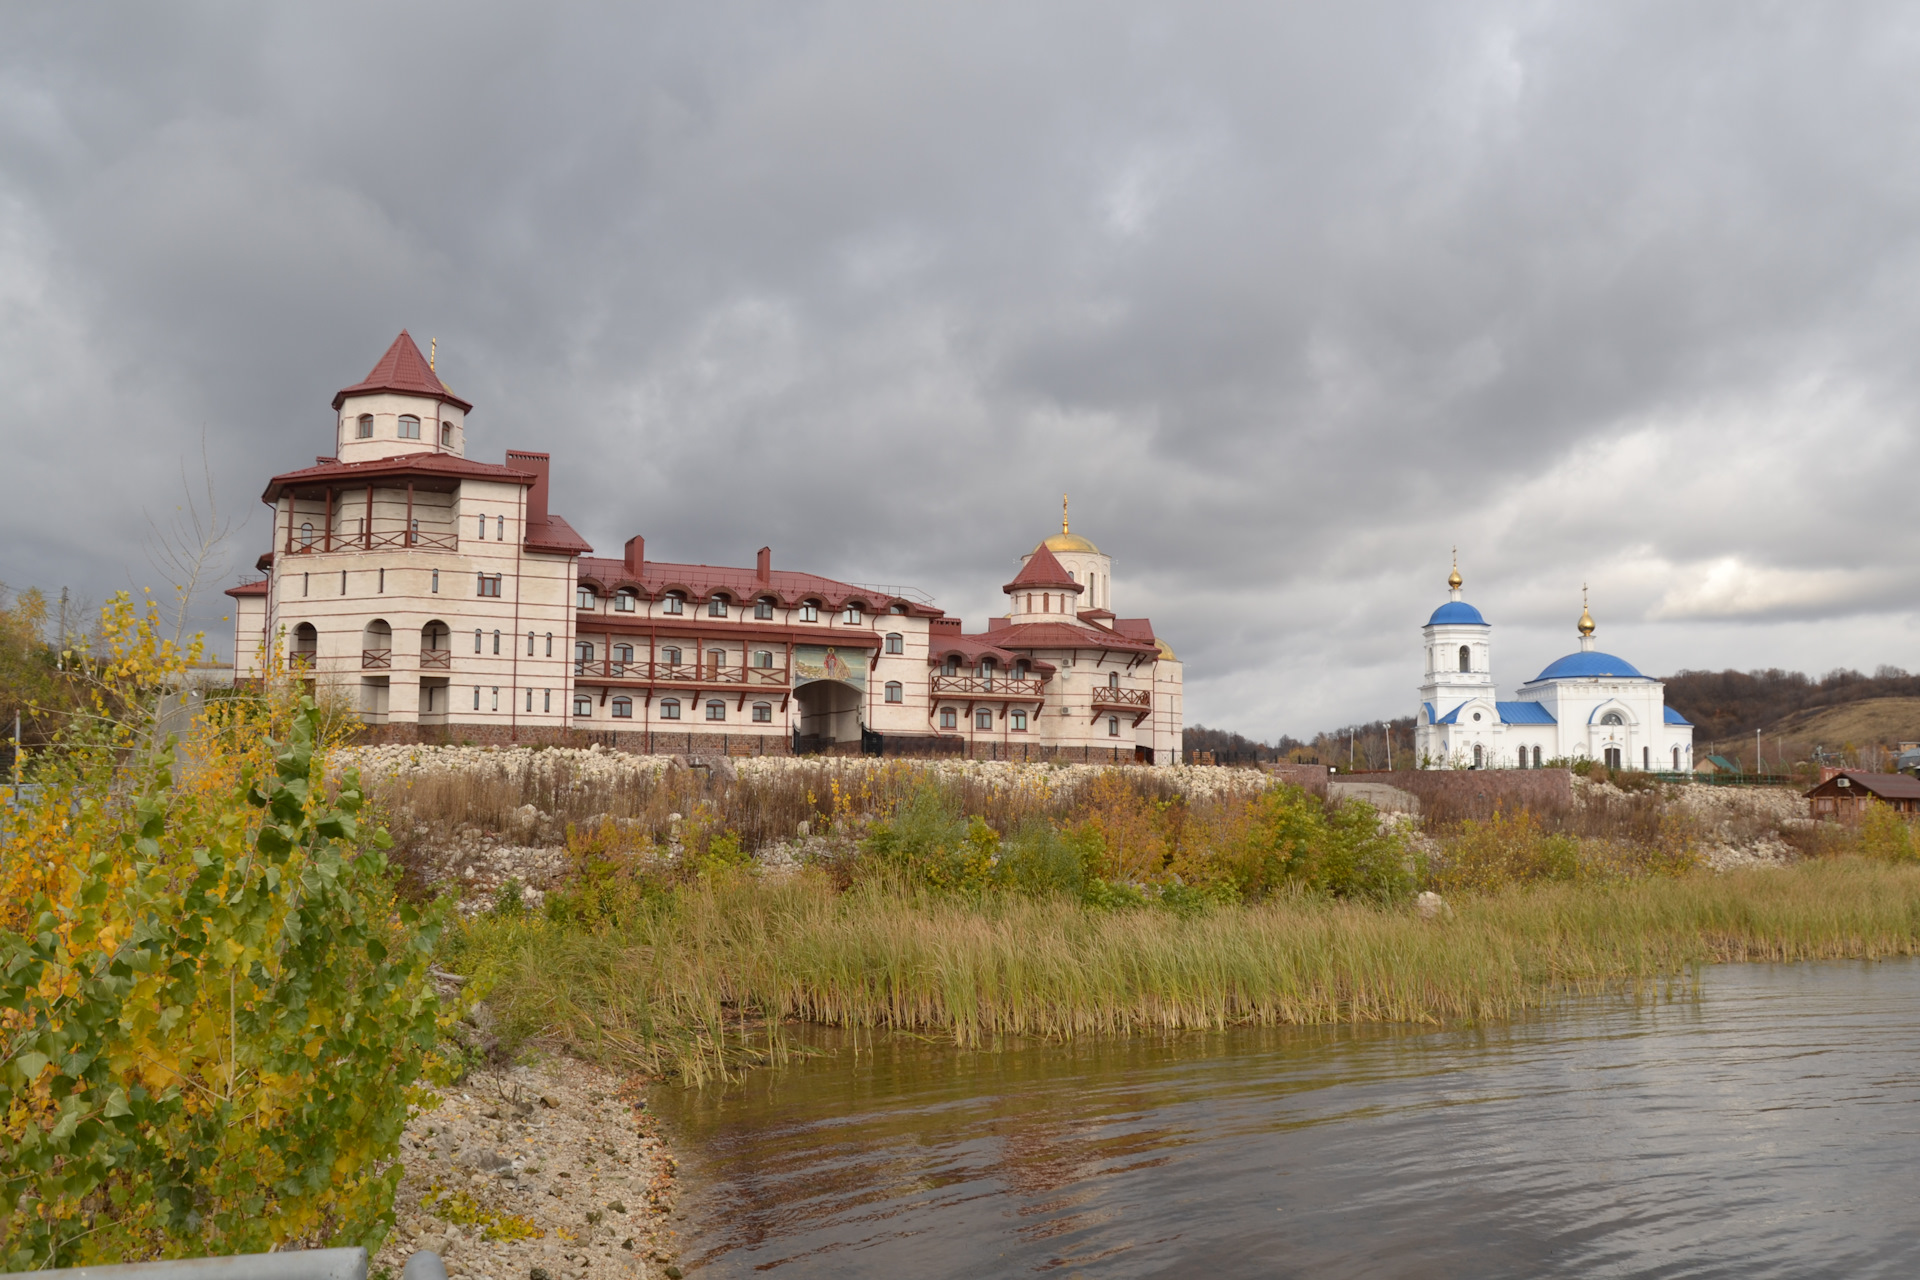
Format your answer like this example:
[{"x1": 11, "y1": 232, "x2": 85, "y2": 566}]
[{"x1": 1661, "y1": 667, "x2": 1920, "y2": 743}]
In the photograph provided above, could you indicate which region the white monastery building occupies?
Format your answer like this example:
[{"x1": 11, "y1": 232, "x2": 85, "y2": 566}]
[
  {"x1": 1414, "y1": 563, "x2": 1693, "y2": 771},
  {"x1": 227, "y1": 333, "x2": 1182, "y2": 760}
]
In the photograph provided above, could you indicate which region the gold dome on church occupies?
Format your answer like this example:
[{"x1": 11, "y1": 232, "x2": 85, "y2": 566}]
[
  {"x1": 1041, "y1": 493, "x2": 1099, "y2": 554},
  {"x1": 1041, "y1": 531, "x2": 1100, "y2": 554},
  {"x1": 1155, "y1": 637, "x2": 1177, "y2": 661}
]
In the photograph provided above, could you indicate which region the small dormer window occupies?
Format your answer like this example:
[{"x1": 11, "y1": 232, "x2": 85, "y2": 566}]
[
  {"x1": 356, "y1": 414, "x2": 373, "y2": 439},
  {"x1": 709, "y1": 597, "x2": 729, "y2": 617},
  {"x1": 943, "y1": 657, "x2": 959, "y2": 677},
  {"x1": 398, "y1": 414, "x2": 421, "y2": 440},
  {"x1": 755, "y1": 598, "x2": 774, "y2": 620},
  {"x1": 614, "y1": 590, "x2": 635, "y2": 612},
  {"x1": 843, "y1": 606, "x2": 862, "y2": 625},
  {"x1": 663, "y1": 593, "x2": 684, "y2": 615},
  {"x1": 799, "y1": 600, "x2": 819, "y2": 623},
  {"x1": 577, "y1": 587, "x2": 595, "y2": 610}
]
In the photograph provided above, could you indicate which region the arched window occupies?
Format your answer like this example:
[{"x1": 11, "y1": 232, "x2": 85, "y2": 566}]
[
  {"x1": 706, "y1": 649, "x2": 726, "y2": 673},
  {"x1": 398, "y1": 414, "x2": 420, "y2": 440},
  {"x1": 884, "y1": 681, "x2": 903, "y2": 703},
  {"x1": 886, "y1": 633, "x2": 903, "y2": 655},
  {"x1": 575, "y1": 640, "x2": 594, "y2": 665},
  {"x1": 298, "y1": 521, "x2": 314, "y2": 549},
  {"x1": 1534, "y1": 746, "x2": 1543, "y2": 768},
  {"x1": 1673, "y1": 746, "x2": 1681, "y2": 770},
  {"x1": 577, "y1": 587, "x2": 595, "y2": 609},
  {"x1": 753, "y1": 702, "x2": 773, "y2": 722},
  {"x1": 975, "y1": 708, "x2": 993, "y2": 730},
  {"x1": 939, "y1": 708, "x2": 957, "y2": 729},
  {"x1": 573, "y1": 694, "x2": 592, "y2": 717},
  {"x1": 1108, "y1": 715, "x2": 1121, "y2": 737},
  {"x1": 754, "y1": 650, "x2": 773, "y2": 668},
  {"x1": 1458, "y1": 645, "x2": 1471, "y2": 673},
  {"x1": 1643, "y1": 746, "x2": 1651, "y2": 771},
  {"x1": 799, "y1": 601, "x2": 820, "y2": 623},
  {"x1": 662, "y1": 593, "x2": 685, "y2": 615},
  {"x1": 843, "y1": 605, "x2": 862, "y2": 625},
  {"x1": 1108, "y1": 670, "x2": 1120, "y2": 688},
  {"x1": 1473, "y1": 744, "x2": 1484, "y2": 768},
  {"x1": 478, "y1": 515, "x2": 487, "y2": 539},
  {"x1": 495, "y1": 515, "x2": 504, "y2": 541},
  {"x1": 473, "y1": 629, "x2": 483, "y2": 653},
  {"x1": 706, "y1": 700, "x2": 726, "y2": 721},
  {"x1": 943, "y1": 657, "x2": 959, "y2": 677},
  {"x1": 440, "y1": 421, "x2": 453, "y2": 446},
  {"x1": 291, "y1": 622, "x2": 318, "y2": 660},
  {"x1": 709, "y1": 597, "x2": 729, "y2": 617},
  {"x1": 611, "y1": 696, "x2": 633, "y2": 719},
  {"x1": 356, "y1": 414, "x2": 373, "y2": 439},
  {"x1": 1600, "y1": 711, "x2": 1625, "y2": 726},
  {"x1": 660, "y1": 698, "x2": 681, "y2": 720},
  {"x1": 661, "y1": 646, "x2": 683, "y2": 665},
  {"x1": 1011, "y1": 709, "x2": 1028, "y2": 731},
  {"x1": 613, "y1": 643, "x2": 633, "y2": 668},
  {"x1": 614, "y1": 590, "x2": 636, "y2": 612},
  {"x1": 491, "y1": 629, "x2": 501, "y2": 655},
  {"x1": 755, "y1": 598, "x2": 775, "y2": 620}
]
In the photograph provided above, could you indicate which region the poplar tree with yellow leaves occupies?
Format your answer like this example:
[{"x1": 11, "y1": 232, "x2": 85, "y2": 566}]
[{"x1": 0, "y1": 592, "x2": 443, "y2": 1267}]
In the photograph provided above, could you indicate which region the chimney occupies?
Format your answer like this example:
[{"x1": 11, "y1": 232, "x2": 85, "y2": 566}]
[
  {"x1": 756, "y1": 546, "x2": 771, "y2": 582},
  {"x1": 624, "y1": 535, "x2": 645, "y2": 575},
  {"x1": 506, "y1": 450, "x2": 550, "y2": 526}
]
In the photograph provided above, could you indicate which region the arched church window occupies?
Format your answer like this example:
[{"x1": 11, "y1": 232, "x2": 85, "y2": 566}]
[
  {"x1": 1673, "y1": 746, "x2": 1680, "y2": 770},
  {"x1": 1533, "y1": 746, "x2": 1543, "y2": 768},
  {"x1": 398, "y1": 415, "x2": 420, "y2": 440},
  {"x1": 1473, "y1": 744, "x2": 1484, "y2": 768},
  {"x1": 1600, "y1": 711, "x2": 1624, "y2": 726},
  {"x1": 356, "y1": 414, "x2": 373, "y2": 439},
  {"x1": 1458, "y1": 645, "x2": 1471, "y2": 673}
]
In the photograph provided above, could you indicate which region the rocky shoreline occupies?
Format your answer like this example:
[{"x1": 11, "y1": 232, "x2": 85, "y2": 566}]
[{"x1": 376, "y1": 1059, "x2": 686, "y2": 1280}]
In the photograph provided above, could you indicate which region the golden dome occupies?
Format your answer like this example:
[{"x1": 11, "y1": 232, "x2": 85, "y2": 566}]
[
  {"x1": 1155, "y1": 637, "x2": 1177, "y2": 661},
  {"x1": 1577, "y1": 584, "x2": 1596, "y2": 636},
  {"x1": 1447, "y1": 547, "x2": 1462, "y2": 591},
  {"x1": 1042, "y1": 493, "x2": 1099, "y2": 554},
  {"x1": 1041, "y1": 531, "x2": 1100, "y2": 554}
]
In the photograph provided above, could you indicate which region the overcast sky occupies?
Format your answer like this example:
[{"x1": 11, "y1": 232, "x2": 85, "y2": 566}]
[{"x1": 4, "y1": 2, "x2": 1919, "y2": 739}]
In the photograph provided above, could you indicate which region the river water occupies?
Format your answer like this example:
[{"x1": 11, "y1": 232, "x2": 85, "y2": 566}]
[{"x1": 659, "y1": 962, "x2": 1920, "y2": 1277}]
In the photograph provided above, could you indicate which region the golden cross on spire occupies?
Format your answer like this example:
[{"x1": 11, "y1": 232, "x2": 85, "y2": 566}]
[
  {"x1": 1062, "y1": 493, "x2": 1070, "y2": 535},
  {"x1": 1447, "y1": 546, "x2": 1462, "y2": 591},
  {"x1": 1578, "y1": 582, "x2": 1596, "y2": 637},
  {"x1": 430, "y1": 337, "x2": 436, "y2": 371}
]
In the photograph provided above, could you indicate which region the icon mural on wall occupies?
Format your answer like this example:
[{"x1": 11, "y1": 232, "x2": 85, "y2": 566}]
[{"x1": 793, "y1": 645, "x2": 865, "y2": 691}]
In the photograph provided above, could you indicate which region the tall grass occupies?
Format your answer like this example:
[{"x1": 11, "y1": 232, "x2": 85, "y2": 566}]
[{"x1": 453, "y1": 858, "x2": 1920, "y2": 1084}]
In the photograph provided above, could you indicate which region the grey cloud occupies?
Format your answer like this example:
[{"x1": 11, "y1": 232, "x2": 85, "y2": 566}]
[{"x1": 5, "y1": 1, "x2": 1920, "y2": 736}]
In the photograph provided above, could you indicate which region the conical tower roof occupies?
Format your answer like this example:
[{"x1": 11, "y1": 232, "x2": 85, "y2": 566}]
[
  {"x1": 332, "y1": 331, "x2": 472, "y2": 411},
  {"x1": 1004, "y1": 543, "x2": 1084, "y2": 594}
]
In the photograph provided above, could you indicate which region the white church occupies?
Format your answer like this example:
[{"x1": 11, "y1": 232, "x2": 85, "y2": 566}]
[{"x1": 1414, "y1": 563, "x2": 1693, "y2": 772}]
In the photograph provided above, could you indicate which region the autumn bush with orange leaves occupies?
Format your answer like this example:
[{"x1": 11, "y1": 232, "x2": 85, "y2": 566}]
[{"x1": 0, "y1": 593, "x2": 442, "y2": 1269}]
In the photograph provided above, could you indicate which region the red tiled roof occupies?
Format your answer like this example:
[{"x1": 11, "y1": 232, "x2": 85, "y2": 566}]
[
  {"x1": 332, "y1": 331, "x2": 474, "y2": 411},
  {"x1": 225, "y1": 579, "x2": 269, "y2": 598},
  {"x1": 526, "y1": 514, "x2": 593, "y2": 555},
  {"x1": 964, "y1": 620, "x2": 1159, "y2": 655},
  {"x1": 262, "y1": 451, "x2": 535, "y2": 502},
  {"x1": 1003, "y1": 544, "x2": 1083, "y2": 594},
  {"x1": 576, "y1": 556, "x2": 945, "y2": 616}
]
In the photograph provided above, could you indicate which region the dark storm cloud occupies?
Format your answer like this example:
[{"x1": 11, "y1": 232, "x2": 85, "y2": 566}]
[{"x1": 5, "y1": 1, "x2": 1920, "y2": 735}]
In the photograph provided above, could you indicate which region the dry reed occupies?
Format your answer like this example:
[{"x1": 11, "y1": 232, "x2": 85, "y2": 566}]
[{"x1": 454, "y1": 858, "x2": 1920, "y2": 1085}]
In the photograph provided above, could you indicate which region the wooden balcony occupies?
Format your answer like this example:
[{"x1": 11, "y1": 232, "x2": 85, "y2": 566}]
[
  {"x1": 361, "y1": 648, "x2": 392, "y2": 670},
  {"x1": 288, "y1": 528, "x2": 459, "y2": 555},
  {"x1": 1090, "y1": 685, "x2": 1151, "y2": 710},
  {"x1": 929, "y1": 675, "x2": 1046, "y2": 698},
  {"x1": 420, "y1": 648, "x2": 452, "y2": 670},
  {"x1": 574, "y1": 660, "x2": 790, "y2": 688}
]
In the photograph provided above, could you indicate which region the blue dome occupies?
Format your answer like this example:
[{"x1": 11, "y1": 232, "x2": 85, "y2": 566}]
[
  {"x1": 1426, "y1": 600, "x2": 1488, "y2": 626},
  {"x1": 1533, "y1": 651, "x2": 1646, "y2": 681}
]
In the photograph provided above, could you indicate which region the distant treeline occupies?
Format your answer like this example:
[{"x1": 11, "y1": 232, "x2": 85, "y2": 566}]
[
  {"x1": 1184, "y1": 718, "x2": 1419, "y2": 769},
  {"x1": 1662, "y1": 666, "x2": 1920, "y2": 743}
]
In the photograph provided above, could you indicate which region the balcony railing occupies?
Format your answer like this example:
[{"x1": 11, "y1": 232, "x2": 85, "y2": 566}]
[
  {"x1": 420, "y1": 648, "x2": 452, "y2": 670},
  {"x1": 361, "y1": 648, "x2": 392, "y2": 670},
  {"x1": 573, "y1": 660, "x2": 790, "y2": 687},
  {"x1": 288, "y1": 529, "x2": 459, "y2": 555},
  {"x1": 1090, "y1": 685, "x2": 1151, "y2": 709},
  {"x1": 929, "y1": 675, "x2": 1046, "y2": 697}
]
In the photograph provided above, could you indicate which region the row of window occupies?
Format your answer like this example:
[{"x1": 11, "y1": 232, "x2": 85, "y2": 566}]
[
  {"x1": 928, "y1": 707, "x2": 1122, "y2": 735},
  {"x1": 294, "y1": 517, "x2": 503, "y2": 546},
  {"x1": 595, "y1": 695, "x2": 772, "y2": 722},
  {"x1": 581, "y1": 588, "x2": 891, "y2": 627},
  {"x1": 352, "y1": 413, "x2": 455, "y2": 446}
]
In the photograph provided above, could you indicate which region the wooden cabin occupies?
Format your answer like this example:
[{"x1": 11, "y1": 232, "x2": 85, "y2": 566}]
[{"x1": 1804, "y1": 771, "x2": 1920, "y2": 822}]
